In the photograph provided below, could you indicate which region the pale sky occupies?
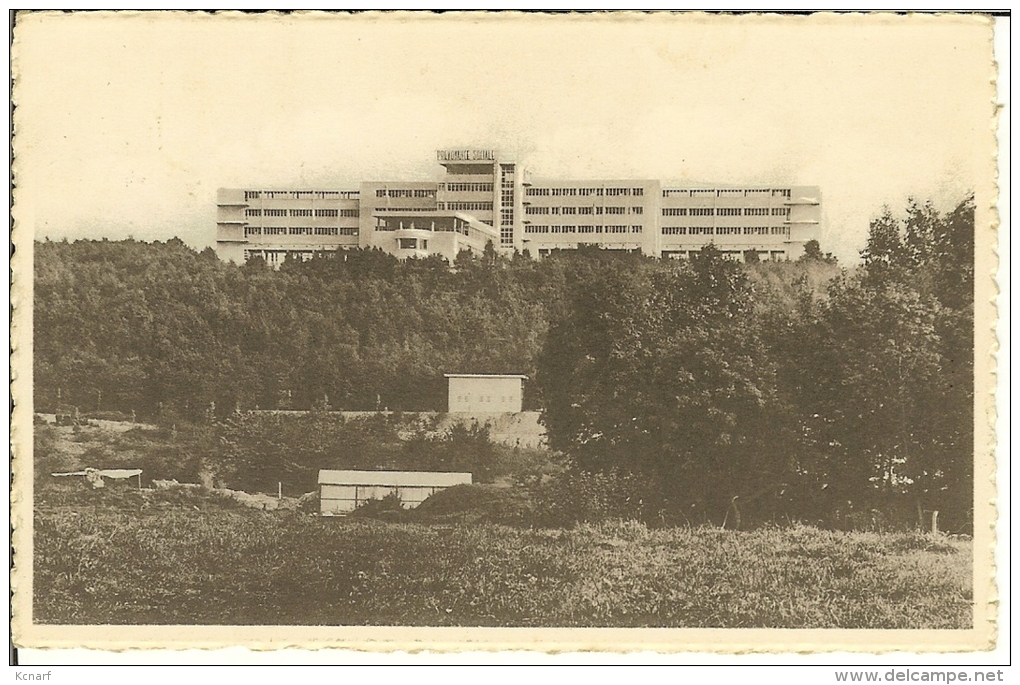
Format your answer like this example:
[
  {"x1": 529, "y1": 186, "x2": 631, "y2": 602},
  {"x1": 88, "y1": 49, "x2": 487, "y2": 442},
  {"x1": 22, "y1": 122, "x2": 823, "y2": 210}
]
[{"x1": 13, "y1": 11, "x2": 997, "y2": 264}]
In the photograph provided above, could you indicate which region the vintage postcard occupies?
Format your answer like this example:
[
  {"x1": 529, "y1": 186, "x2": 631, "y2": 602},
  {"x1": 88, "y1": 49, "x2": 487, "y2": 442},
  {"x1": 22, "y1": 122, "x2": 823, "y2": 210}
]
[{"x1": 10, "y1": 11, "x2": 1001, "y2": 656}]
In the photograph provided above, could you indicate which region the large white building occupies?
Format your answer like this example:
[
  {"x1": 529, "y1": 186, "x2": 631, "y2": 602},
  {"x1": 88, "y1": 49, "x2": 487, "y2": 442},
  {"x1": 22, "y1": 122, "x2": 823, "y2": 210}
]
[{"x1": 216, "y1": 149, "x2": 821, "y2": 264}]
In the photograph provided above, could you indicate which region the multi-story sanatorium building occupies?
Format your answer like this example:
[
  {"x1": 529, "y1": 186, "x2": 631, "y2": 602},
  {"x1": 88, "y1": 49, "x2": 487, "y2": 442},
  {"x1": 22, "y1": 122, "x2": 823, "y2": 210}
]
[{"x1": 216, "y1": 149, "x2": 821, "y2": 265}]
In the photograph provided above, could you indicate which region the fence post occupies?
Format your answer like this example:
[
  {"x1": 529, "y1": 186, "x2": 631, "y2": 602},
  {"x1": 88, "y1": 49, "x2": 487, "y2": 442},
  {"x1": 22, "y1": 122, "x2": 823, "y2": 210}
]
[{"x1": 931, "y1": 510, "x2": 939, "y2": 536}]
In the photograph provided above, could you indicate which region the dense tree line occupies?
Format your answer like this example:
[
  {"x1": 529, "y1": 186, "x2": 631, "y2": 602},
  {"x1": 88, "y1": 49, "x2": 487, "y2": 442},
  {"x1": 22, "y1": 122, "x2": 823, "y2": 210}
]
[
  {"x1": 539, "y1": 197, "x2": 975, "y2": 530},
  {"x1": 34, "y1": 196, "x2": 973, "y2": 528},
  {"x1": 35, "y1": 241, "x2": 559, "y2": 416}
]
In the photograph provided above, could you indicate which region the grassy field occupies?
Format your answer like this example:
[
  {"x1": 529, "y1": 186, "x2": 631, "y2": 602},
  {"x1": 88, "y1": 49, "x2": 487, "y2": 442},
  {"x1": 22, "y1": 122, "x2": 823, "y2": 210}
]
[{"x1": 34, "y1": 495, "x2": 972, "y2": 629}]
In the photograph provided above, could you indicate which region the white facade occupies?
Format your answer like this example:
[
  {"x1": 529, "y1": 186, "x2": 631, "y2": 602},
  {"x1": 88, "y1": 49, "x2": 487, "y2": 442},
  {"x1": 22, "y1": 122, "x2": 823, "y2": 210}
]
[
  {"x1": 216, "y1": 149, "x2": 821, "y2": 264},
  {"x1": 446, "y1": 374, "x2": 526, "y2": 414}
]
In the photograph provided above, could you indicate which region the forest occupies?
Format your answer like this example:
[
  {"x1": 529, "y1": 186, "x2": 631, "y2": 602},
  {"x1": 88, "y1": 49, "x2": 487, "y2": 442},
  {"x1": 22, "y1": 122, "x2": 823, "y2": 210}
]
[{"x1": 33, "y1": 196, "x2": 975, "y2": 530}]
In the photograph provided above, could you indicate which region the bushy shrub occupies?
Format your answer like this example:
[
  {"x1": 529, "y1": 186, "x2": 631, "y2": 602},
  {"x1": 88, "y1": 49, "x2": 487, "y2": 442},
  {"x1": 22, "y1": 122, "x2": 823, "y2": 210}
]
[
  {"x1": 531, "y1": 468, "x2": 648, "y2": 527},
  {"x1": 410, "y1": 484, "x2": 535, "y2": 525},
  {"x1": 349, "y1": 491, "x2": 405, "y2": 521}
]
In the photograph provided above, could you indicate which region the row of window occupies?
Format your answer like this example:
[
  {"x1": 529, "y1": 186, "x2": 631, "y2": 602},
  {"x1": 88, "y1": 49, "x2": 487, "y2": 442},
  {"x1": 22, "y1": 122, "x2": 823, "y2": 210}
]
[
  {"x1": 441, "y1": 202, "x2": 493, "y2": 211},
  {"x1": 663, "y1": 249, "x2": 788, "y2": 261},
  {"x1": 525, "y1": 225, "x2": 643, "y2": 234},
  {"x1": 440, "y1": 183, "x2": 493, "y2": 193},
  {"x1": 246, "y1": 226, "x2": 359, "y2": 237},
  {"x1": 244, "y1": 249, "x2": 324, "y2": 263},
  {"x1": 525, "y1": 206, "x2": 643, "y2": 216},
  {"x1": 310, "y1": 208, "x2": 360, "y2": 218},
  {"x1": 244, "y1": 190, "x2": 359, "y2": 201},
  {"x1": 661, "y1": 226, "x2": 791, "y2": 236},
  {"x1": 500, "y1": 159, "x2": 515, "y2": 249},
  {"x1": 661, "y1": 207, "x2": 791, "y2": 217},
  {"x1": 662, "y1": 188, "x2": 793, "y2": 198},
  {"x1": 397, "y1": 238, "x2": 428, "y2": 250},
  {"x1": 375, "y1": 189, "x2": 437, "y2": 198},
  {"x1": 249, "y1": 208, "x2": 361, "y2": 218},
  {"x1": 526, "y1": 187, "x2": 646, "y2": 197},
  {"x1": 453, "y1": 395, "x2": 513, "y2": 404}
]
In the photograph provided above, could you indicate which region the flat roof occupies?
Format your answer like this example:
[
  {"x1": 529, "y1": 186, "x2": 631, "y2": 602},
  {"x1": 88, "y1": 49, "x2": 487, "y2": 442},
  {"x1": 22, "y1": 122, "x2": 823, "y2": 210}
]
[
  {"x1": 319, "y1": 470, "x2": 472, "y2": 487},
  {"x1": 444, "y1": 374, "x2": 528, "y2": 379}
]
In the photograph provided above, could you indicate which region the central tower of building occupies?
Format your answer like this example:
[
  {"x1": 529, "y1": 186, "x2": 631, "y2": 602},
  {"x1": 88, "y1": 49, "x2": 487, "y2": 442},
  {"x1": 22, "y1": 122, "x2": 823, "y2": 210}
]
[{"x1": 436, "y1": 149, "x2": 523, "y2": 253}]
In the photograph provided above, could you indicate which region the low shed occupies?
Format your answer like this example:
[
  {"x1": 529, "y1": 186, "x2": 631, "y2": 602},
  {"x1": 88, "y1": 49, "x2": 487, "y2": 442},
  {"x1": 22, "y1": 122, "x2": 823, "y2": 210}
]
[{"x1": 318, "y1": 469, "x2": 472, "y2": 516}]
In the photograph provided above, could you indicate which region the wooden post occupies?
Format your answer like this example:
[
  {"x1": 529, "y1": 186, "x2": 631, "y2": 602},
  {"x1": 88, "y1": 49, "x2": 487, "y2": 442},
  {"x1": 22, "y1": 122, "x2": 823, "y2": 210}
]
[
  {"x1": 931, "y1": 510, "x2": 939, "y2": 536},
  {"x1": 278, "y1": 482, "x2": 282, "y2": 501}
]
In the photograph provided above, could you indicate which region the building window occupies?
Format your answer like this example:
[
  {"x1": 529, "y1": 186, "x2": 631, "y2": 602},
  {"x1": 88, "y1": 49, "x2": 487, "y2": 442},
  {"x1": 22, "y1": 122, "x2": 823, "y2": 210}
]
[
  {"x1": 245, "y1": 208, "x2": 262, "y2": 217},
  {"x1": 264, "y1": 227, "x2": 287, "y2": 235},
  {"x1": 398, "y1": 238, "x2": 418, "y2": 249},
  {"x1": 662, "y1": 208, "x2": 688, "y2": 216},
  {"x1": 742, "y1": 208, "x2": 769, "y2": 216},
  {"x1": 718, "y1": 208, "x2": 742, "y2": 216},
  {"x1": 605, "y1": 206, "x2": 626, "y2": 215},
  {"x1": 289, "y1": 209, "x2": 313, "y2": 217},
  {"x1": 632, "y1": 188, "x2": 644, "y2": 196},
  {"x1": 662, "y1": 226, "x2": 687, "y2": 235},
  {"x1": 445, "y1": 182, "x2": 493, "y2": 193},
  {"x1": 743, "y1": 226, "x2": 769, "y2": 235},
  {"x1": 526, "y1": 188, "x2": 551, "y2": 197},
  {"x1": 338, "y1": 228, "x2": 359, "y2": 236},
  {"x1": 447, "y1": 202, "x2": 493, "y2": 211},
  {"x1": 288, "y1": 227, "x2": 313, "y2": 235},
  {"x1": 561, "y1": 206, "x2": 576, "y2": 215},
  {"x1": 770, "y1": 227, "x2": 790, "y2": 236},
  {"x1": 716, "y1": 227, "x2": 741, "y2": 235},
  {"x1": 689, "y1": 227, "x2": 714, "y2": 235},
  {"x1": 376, "y1": 189, "x2": 387, "y2": 198},
  {"x1": 631, "y1": 225, "x2": 643, "y2": 233},
  {"x1": 526, "y1": 206, "x2": 550, "y2": 215},
  {"x1": 264, "y1": 209, "x2": 287, "y2": 217},
  {"x1": 314, "y1": 227, "x2": 339, "y2": 236},
  {"x1": 631, "y1": 206, "x2": 643, "y2": 215},
  {"x1": 690, "y1": 208, "x2": 715, "y2": 217},
  {"x1": 578, "y1": 206, "x2": 594, "y2": 215},
  {"x1": 771, "y1": 207, "x2": 790, "y2": 216},
  {"x1": 315, "y1": 209, "x2": 338, "y2": 217},
  {"x1": 244, "y1": 227, "x2": 262, "y2": 237},
  {"x1": 606, "y1": 225, "x2": 628, "y2": 233},
  {"x1": 244, "y1": 191, "x2": 262, "y2": 200},
  {"x1": 339, "y1": 209, "x2": 360, "y2": 218}
]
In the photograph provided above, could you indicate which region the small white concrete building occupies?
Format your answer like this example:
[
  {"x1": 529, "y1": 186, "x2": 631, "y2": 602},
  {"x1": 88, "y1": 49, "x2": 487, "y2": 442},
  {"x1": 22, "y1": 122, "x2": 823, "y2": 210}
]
[
  {"x1": 318, "y1": 469, "x2": 472, "y2": 516},
  {"x1": 445, "y1": 374, "x2": 527, "y2": 413}
]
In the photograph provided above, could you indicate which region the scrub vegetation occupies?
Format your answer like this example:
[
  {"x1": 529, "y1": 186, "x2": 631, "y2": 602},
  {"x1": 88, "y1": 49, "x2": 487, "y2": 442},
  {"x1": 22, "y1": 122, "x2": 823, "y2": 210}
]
[{"x1": 34, "y1": 488, "x2": 971, "y2": 628}]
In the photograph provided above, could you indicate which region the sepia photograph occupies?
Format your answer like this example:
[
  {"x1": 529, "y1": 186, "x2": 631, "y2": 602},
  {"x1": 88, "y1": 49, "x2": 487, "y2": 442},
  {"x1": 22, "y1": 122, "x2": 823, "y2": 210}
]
[{"x1": 10, "y1": 10, "x2": 1001, "y2": 656}]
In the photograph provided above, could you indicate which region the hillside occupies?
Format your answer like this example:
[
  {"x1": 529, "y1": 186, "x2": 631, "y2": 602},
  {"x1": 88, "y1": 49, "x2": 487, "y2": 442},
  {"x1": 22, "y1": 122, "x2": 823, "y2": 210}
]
[{"x1": 34, "y1": 238, "x2": 842, "y2": 421}]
